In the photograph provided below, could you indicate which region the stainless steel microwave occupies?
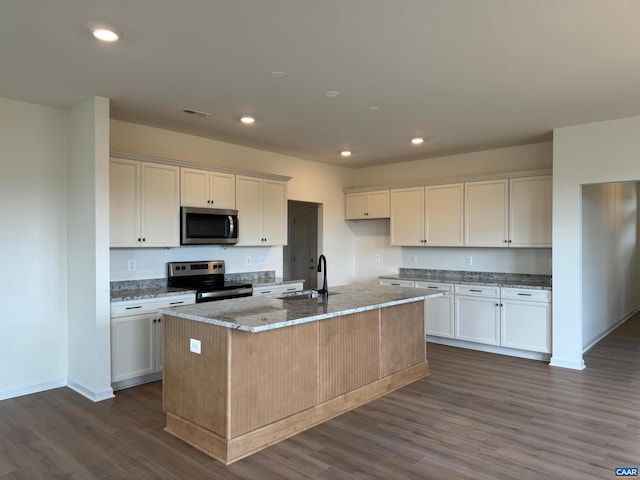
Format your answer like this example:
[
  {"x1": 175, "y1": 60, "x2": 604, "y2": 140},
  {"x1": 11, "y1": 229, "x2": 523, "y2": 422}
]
[{"x1": 180, "y1": 207, "x2": 238, "y2": 245}]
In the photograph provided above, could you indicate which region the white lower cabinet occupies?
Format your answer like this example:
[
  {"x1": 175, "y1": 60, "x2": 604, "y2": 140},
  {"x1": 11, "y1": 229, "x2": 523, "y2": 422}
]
[
  {"x1": 253, "y1": 282, "x2": 304, "y2": 297},
  {"x1": 501, "y1": 288, "x2": 551, "y2": 353},
  {"x1": 380, "y1": 279, "x2": 551, "y2": 356},
  {"x1": 454, "y1": 286, "x2": 501, "y2": 345},
  {"x1": 110, "y1": 293, "x2": 195, "y2": 390},
  {"x1": 414, "y1": 281, "x2": 454, "y2": 338}
]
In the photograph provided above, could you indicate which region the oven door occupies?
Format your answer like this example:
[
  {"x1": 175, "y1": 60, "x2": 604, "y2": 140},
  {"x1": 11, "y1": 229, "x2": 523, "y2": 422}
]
[{"x1": 181, "y1": 207, "x2": 238, "y2": 245}]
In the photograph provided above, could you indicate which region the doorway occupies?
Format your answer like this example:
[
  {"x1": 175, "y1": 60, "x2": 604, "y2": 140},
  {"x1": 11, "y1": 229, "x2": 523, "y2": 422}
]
[{"x1": 284, "y1": 200, "x2": 319, "y2": 289}]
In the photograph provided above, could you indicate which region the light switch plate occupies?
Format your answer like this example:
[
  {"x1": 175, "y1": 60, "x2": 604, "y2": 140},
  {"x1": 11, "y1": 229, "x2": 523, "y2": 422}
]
[{"x1": 190, "y1": 338, "x2": 201, "y2": 354}]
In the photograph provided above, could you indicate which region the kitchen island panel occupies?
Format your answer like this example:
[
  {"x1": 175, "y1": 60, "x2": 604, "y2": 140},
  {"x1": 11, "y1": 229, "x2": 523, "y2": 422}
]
[
  {"x1": 162, "y1": 316, "x2": 228, "y2": 437},
  {"x1": 228, "y1": 322, "x2": 318, "y2": 438},
  {"x1": 318, "y1": 310, "x2": 381, "y2": 403},
  {"x1": 381, "y1": 301, "x2": 426, "y2": 377}
]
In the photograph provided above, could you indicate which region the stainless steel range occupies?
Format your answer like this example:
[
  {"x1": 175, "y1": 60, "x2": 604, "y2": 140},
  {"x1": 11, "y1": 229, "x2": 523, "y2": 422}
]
[{"x1": 167, "y1": 260, "x2": 253, "y2": 302}]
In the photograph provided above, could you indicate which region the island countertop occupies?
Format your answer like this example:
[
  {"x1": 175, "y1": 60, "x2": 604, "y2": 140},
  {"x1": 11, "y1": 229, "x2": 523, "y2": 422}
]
[{"x1": 158, "y1": 282, "x2": 446, "y2": 332}]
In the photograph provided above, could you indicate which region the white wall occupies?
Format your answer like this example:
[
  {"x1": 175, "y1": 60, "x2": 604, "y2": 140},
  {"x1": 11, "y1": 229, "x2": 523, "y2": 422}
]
[
  {"x1": 554, "y1": 115, "x2": 640, "y2": 370},
  {"x1": 67, "y1": 97, "x2": 113, "y2": 401},
  {"x1": 0, "y1": 98, "x2": 69, "y2": 399},
  {"x1": 581, "y1": 182, "x2": 639, "y2": 350},
  {"x1": 110, "y1": 120, "x2": 355, "y2": 286},
  {"x1": 348, "y1": 142, "x2": 553, "y2": 279}
]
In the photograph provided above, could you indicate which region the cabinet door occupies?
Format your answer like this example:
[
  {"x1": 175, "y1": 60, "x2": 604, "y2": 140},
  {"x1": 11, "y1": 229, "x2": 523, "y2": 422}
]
[
  {"x1": 509, "y1": 176, "x2": 552, "y2": 247},
  {"x1": 111, "y1": 313, "x2": 155, "y2": 382},
  {"x1": 367, "y1": 191, "x2": 390, "y2": 219},
  {"x1": 390, "y1": 187, "x2": 424, "y2": 246},
  {"x1": 210, "y1": 172, "x2": 236, "y2": 209},
  {"x1": 262, "y1": 180, "x2": 287, "y2": 245},
  {"x1": 454, "y1": 295, "x2": 501, "y2": 345},
  {"x1": 345, "y1": 193, "x2": 367, "y2": 219},
  {"x1": 425, "y1": 183, "x2": 464, "y2": 246},
  {"x1": 141, "y1": 163, "x2": 180, "y2": 247},
  {"x1": 501, "y1": 299, "x2": 551, "y2": 353},
  {"x1": 180, "y1": 167, "x2": 210, "y2": 208},
  {"x1": 236, "y1": 176, "x2": 263, "y2": 245},
  {"x1": 155, "y1": 318, "x2": 163, "y2": 372},
  {"x1": 415, "y1": 281, "x2": 454, "y2": 338},
  {"x1": 109, "y1": 158, "x2": 141, "y2": 247},
  {"x1": 465, "y1": 179, "x2": 509, "y2": 247}
]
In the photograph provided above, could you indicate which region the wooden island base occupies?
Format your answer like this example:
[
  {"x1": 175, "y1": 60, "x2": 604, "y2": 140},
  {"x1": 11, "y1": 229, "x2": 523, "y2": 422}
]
[{"x1": 162, "y1": 301, "x2": 428, "y2": 465}]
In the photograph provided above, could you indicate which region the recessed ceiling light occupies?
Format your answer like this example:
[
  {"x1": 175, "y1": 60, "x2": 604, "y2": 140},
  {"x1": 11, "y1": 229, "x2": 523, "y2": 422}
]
[
  {"x1": 270, "y1": 71, "x2": 288, "y2": 79},
  {"x1": 340, "y1": 150, "x2": 352, "y2": 157},
  {"x1": 90, "y1": 25, "x2": 121, "y2": 42},
  {"x1": 325, "y1": 91, "x2": 340, "y2": 98},
  {"x1": 240, "y1": 116, "x2": 256, "y2": 125},
  {"x1": 411, "y1": 137, "x2": 425, "y2": 145}
]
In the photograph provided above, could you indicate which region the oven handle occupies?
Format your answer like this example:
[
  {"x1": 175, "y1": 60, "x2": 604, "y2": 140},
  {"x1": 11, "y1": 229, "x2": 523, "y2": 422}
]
[
  {"x1": 228, "y1": 216, "x2": 235, "y2": 238},
  {"x1": 198, "y1": 286, "x2": 253, "y2": 301}
]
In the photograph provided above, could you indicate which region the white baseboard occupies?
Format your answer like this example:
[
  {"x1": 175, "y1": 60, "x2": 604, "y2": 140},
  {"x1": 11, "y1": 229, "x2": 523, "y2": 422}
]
[
  {"x1": 0, "y1": 377, "x2": 67, "y2": 401},
  {"x1": 582, "y1": 309, "x2": 638, "y2": 354},
  {"x1": 67, "y1": 379, "x2": 114, "y2": 402},
  {"x1": 549, "y1": 356, "x2": 586, "y2": 370},
  {"x1": 427, "y1": 336, "x2": 551, "y2": 362}
]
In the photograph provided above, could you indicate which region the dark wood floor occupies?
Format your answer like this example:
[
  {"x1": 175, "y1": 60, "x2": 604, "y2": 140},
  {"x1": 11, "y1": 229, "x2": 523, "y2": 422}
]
[{"x1": 3, "y1": 315, "x2": 640, "y2": 479}]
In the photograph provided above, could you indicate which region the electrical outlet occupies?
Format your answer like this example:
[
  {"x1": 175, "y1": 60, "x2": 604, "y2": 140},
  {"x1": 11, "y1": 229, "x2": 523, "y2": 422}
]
[
  {"x1": 410, "y1": 255, "x2": 418, "y2": 264},
  {"x1": 465, "y1": 256, "x2": 473, "y2": 266},
  {"x1": 245, "y1": 256, "x2": 251, "y2": 265},
  {"x1": 375, "y1": 254, "x2": 381, "y2": 263},
  {"x1": 190, "y1": 338, "x2": 201, "y2": 354},
  {"x1": 127, "y1": 260, "x2": 136, "y2": 271}
]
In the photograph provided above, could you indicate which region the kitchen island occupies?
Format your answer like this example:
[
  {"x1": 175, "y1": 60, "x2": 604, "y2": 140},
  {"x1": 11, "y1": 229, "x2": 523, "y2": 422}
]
[{"x1": 158, "y1": 283, "x2": 445, "y2": 464}]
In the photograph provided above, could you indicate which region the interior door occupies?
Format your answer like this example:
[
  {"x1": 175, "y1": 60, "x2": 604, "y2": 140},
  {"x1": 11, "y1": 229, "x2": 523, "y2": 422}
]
[{"x1": 285, "y1": 200, "x2": 318, "y2": 289}]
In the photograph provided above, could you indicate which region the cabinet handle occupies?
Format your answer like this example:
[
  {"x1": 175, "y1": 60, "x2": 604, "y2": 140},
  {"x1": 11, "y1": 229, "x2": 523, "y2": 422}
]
[
  {"x1": 153, "y1": 319, "x2": 157, "y2": 323},
  {"x1": 500, "y1": 303, "x2": 503, "y2": 307},
  {"x1": 517, "y1": 293, "x2": 532, "y2": 296},
  {"x1": 261, "y1": 290, "x2": 272, "y2": 294},
  {"x1": 125, "y1": 306, "x2": 142, "y2": 310},
  {"x1": 169, "y1": 301, "x2": 184, "y2": 305},
  {"x1": 142, "y1": 238, "x2": 146, "y2": 242},
  {"x1": 427, "y1": 286, "x2": 439, "y2": 289},
  {"x1": 503, "y1": 239, "x2": 508, "y2": 243},
  {"x1": 470, "y1": 289, "x2": 482, "y2": 292},
  {"x1": 158, "y1": 318, "x2": 161, "y2": 323},
  {"x1": 286, "y1": 288, "x2": 296, "y2": 291},
  {"x1": 137, "y1": 238, "x2": 141, "y2": 242},
  {"x1": 390, "y1": 283, "x2": 401, "y2": 286},
  {"x1": 508, "y1": 240, "x2": 512, "y2": 243}
]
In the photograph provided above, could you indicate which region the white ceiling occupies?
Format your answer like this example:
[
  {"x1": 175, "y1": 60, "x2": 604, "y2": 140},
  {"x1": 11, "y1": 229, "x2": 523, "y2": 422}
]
[{"x1": 2, "y1": 1, "x2": 640, "y2": 167}]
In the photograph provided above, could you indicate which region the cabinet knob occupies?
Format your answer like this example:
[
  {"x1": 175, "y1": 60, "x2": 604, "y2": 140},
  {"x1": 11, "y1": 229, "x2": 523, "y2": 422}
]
[
  {"x1": 137, "y1": 238, "x2": 141, "y2": 242},
  {"x1": 142, "y1": 238, "x2": 146, "y2": 242},
  {"x1": 508, "y1": 240, "x2": 512, "y2": 243},
  {"x1": 153, "y1": 319, "x2": 156, "y2": 323},
  {"x1": 503, "y1": 240, "x2": 508, "y2": 243}
]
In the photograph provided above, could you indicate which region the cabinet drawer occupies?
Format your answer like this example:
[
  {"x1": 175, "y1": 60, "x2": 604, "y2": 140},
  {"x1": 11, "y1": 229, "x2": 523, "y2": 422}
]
[
  {"x1": 454, "y1": 284, "x2": 500, "y2": 298},
  {"x1": 414, "y1": 281, "x2": 453, "y2": 292},
  {"x1": 379, "y1": 279, "x2": 414, "y2": 287},
  {"x1": 501, "y1": 288, "x2": 550, "y2": 302},
  {"x1": 111, "y1": 293, "x2": 195, "y2": 317},
  {"x1": 253, "y1": 283, "x2": 303, "y2": 296}
]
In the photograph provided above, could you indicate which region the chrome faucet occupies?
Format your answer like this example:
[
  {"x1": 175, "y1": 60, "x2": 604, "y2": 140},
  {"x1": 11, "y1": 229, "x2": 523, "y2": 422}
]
[{"x1": 317, "y1": 254, "x2": 328, "y2": 295}]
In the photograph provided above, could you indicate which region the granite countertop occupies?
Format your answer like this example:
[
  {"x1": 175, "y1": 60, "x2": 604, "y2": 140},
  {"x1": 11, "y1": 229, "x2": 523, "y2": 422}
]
[
  {"x1": 158, "y1": 283, "x2": 446, "y2": 333},
  {"x1": 110, "y1": 287, "x2": 197, "y2": 302},
  {"x1": 379, "y1": 269, "x2": 551, "y2": 290}
]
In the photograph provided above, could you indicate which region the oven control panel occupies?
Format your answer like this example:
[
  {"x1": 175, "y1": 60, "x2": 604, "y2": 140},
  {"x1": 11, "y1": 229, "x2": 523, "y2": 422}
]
[{"x1": 168, "y1": 260, "x2": 226, "y2": 277}]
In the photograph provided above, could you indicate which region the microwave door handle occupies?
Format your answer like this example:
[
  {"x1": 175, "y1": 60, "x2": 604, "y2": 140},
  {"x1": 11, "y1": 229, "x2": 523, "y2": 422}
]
[{"x1": 228, "y1": 215, "x2": 235, "y2": 237}]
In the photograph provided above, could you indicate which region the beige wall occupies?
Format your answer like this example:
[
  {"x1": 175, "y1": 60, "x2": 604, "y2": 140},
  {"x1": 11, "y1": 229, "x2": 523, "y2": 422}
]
[{"x1": 347, "y1": 142, "x2": 552, "y2": 188}]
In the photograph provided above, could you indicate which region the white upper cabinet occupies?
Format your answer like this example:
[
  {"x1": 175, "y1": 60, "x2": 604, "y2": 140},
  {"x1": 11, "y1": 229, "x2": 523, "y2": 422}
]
[
  {"x1": 509, "y1": 175, "x2": 552, "y2": 247},
  {"x1": 465, "y1": 179, "x2": 509, "y2": 247},
  {"x1": 181, "y1": 167, "x2": 235, "y2": 210},
  {"x1": 391, "y1": 183, "x2": 464, "y2": 246},
  {"x1": 236, "y1": 175, "x2": 287, "y2": 246},
  {"x1": 345, "y1": 190, "x2": 390, "y2": 219},
  {"x1": 110, "y1": 158, "x2": 180, "y2": 248},
  {"x1": 425, "y1": 183, "x2": 464, "y2": 246},
  {"x1": 390, "y1": 187, "x2": 424, "y2": 246}
]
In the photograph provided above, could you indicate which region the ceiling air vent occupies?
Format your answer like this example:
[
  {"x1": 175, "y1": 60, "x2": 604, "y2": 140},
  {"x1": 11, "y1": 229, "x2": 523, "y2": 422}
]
[{"x1": 182, "y1": 108, "x2": 212, "y2": 118}]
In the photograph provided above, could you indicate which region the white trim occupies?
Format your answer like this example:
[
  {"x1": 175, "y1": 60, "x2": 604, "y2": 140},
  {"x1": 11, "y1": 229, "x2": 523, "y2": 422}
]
[
  {"x1": 427, "y1": 336, "x2": 551, "y2": 362},
  {"x1": 582, "y1": 309, "x2": 637, "y2": 354},
  {"x1": 549, "y1": 356, "x2": 586, "y2": 370},
  {"x1": 67, "y1": 380, "x2": 115, "y2": 403},
  {"x1": 110, "y1": 150, "x2": 292, "y2": 182},
  {"x1": 0, "y1": 377, "x2": 66, "y2": 401}
]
